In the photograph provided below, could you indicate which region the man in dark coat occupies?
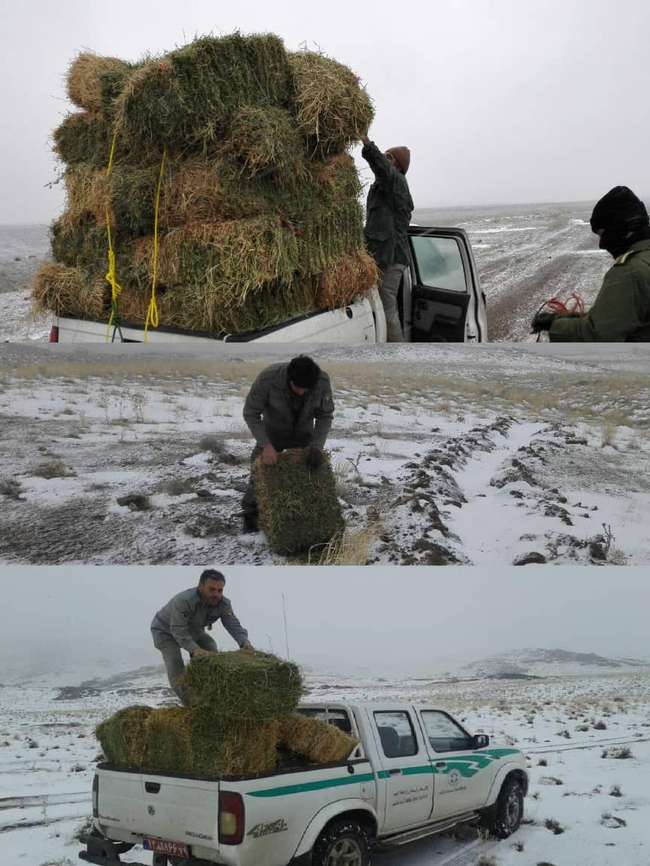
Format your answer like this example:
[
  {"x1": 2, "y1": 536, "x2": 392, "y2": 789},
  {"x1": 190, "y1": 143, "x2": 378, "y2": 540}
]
[
  {"x1": 532, "y1": 186, "x2": 650, "y2": 341},
  {"x1": 241, "y1": 355, "x2": 334, "y2": 532},
  {"x1": 361, "y1": 135, "x2": 414, "y2": 341}
]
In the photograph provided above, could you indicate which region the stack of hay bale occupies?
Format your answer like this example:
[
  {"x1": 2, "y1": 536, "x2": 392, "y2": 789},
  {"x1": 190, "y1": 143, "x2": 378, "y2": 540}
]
[
  {"x1": 255, "y1": 448, "x2": 344, "y2": 556},
  {"x1": 33, "y1": 33, "x2": 378, "y2": 335},
  {"x1": 96, "y1": 651, "x2": 358, "y2": 777}
]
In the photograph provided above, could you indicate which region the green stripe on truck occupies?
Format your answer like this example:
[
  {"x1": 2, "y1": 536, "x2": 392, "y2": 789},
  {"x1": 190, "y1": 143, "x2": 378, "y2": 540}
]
[{"x1": 247, "y1": 750, "x2": 520, "y2": 798}]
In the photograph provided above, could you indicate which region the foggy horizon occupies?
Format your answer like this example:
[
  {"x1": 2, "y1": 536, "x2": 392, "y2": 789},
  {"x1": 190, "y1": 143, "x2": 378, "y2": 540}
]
[
  {"x1": 3, "y1": 566, "x2": 648, "y2": 681},
  {"x1": 2, "y1": 0, "x2": 650, "y2": 223}
]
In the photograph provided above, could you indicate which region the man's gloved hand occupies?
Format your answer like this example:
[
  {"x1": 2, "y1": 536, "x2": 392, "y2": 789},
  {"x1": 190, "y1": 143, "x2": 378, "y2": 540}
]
[
  {"x1": 261, "y1": 443, "x2": 279, "y2": 466},
  {"x1": 305, "y1": 447, "x2": 324, "y2": 469},
  {"x1": 191, "y1": 647, "x2": 213, "y2": 659},
  {"x1": 531, "y1": 311, "x2": 557, "y2": 333}
]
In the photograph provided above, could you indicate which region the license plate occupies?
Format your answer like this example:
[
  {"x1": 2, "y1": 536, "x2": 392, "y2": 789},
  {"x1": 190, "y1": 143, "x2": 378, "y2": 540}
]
[{"x1": 143, "y1": 837, "x2": 190, "y2": 858}]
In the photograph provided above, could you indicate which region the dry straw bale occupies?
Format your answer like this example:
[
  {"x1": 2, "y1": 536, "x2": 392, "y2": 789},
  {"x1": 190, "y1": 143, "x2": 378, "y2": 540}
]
[
  {"x1": 182, "y1": 651, "x2": 303, "y2": 722},
  {"x1": 255, "y1": 448, "x2": 344, "y2": 556},
  {"x1": 32, "y1": 263, "x2": 106, "y2": 320},
  {"x1": 95, "y1": 705, "x2": 152, "y2": 768},
  {"x1": 316, "y1": 248, "x2": 378, "y2": 309},
  {"x1": 279, "y1": 714, "x2": 359, "y2": 764},
  {"x1": 67, "y1": 52, "x2": 135, "y2": 114},
  {"x1": 289, "y1": 51, "x2": 374, "y2": 155}
]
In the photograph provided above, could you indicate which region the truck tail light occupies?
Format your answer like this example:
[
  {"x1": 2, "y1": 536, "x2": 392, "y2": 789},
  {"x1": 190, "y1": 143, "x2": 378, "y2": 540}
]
[
  {"x1": 49, "y1": 325, "x2": 59, "y2": 343},
  {"x1": 219, "y1": 791, "x2": 244, "y2": 845},
  {"x1": 92, "y1": 774, "x2": 99, "y2": 818}
]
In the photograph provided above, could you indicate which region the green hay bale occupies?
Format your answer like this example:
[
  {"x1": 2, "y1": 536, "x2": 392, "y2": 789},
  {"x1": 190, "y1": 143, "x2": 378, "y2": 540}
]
[
  {"x1": 113, "y1": 33, "x2": 294, "y2": 153},
  {"x1": 96, "y1": 706, "x2": 153, "y2": 768},
  {"x1": 289, "y1": 51, "x2": 374, "y2": 155},
  {"x1": 182, "y1": 651, "x2": 303, "y2": 722},
  {"x1": 67, "y1": 52, "x2": 136, "y2": 115},
  {"x1": 32, "y1": 262, "x2": 106, "y2": 319},
  {"x1": 142, "y1": 707, "x2": 194, "y2": 775},
  {"x1": 279, "y1": 715, "x2": 359, "y2": 764},
  {"x1": 191, "y1": 713, "x2": 280, "y2": 777},
  {"x1": 228, "y1": 105, "x2": 306, "y2": 180},
  {"x1": 255, "y1": 448, "x2": 344, "y2": 556},
  {"x1": 53, "y1": 112, "x2": 115, "y2": 167}
]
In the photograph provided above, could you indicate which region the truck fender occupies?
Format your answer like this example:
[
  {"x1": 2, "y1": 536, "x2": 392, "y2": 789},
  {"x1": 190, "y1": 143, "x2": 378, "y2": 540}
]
[
  {"x1": 485, "y1": 762, "x2": 529, "y2": 807},
  {"x1": 367, "y1": 287, "x2": 387, "y2": 343},
  {"x1": 293, "y1": 799, "x2": 378, "y2": 858}
]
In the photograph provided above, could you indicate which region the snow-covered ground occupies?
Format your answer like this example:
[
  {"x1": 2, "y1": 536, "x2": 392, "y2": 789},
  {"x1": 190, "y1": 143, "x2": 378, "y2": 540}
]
[
  {"x1": 1, "y1": 344, "x2": 649, "y2": 566},
  {"x1": 3, "y1": 659, "x2": 650, "y2": 866}
]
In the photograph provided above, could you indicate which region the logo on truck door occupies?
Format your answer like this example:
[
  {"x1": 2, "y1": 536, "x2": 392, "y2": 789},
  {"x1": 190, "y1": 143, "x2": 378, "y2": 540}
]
[{"x1": 247, "y1": 818, "x2": 289, "y2": 839}]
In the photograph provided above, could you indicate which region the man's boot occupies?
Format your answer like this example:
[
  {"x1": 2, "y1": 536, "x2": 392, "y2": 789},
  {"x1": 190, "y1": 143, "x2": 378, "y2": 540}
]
[{"x1": 243, "y1": 511, "x2": 259, "y2": 533}]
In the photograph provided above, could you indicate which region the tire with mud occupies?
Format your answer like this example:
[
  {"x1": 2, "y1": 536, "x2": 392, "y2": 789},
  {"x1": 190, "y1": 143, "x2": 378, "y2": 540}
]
[
  {"x1": 481, "y1": 776, "x2": 524, "y2": 839},
  {"x1": 312, "y1": 818, "x2": 371, "y2": 866}
]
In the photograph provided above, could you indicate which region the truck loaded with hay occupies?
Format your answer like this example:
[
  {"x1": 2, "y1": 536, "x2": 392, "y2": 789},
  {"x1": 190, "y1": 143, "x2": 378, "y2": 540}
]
[
  {"x1": 82, "y1": 657, "x2": 527, "y2": 866},
  {"x1": 37, "y1": 33, "x2": 487, "y2": 344}
]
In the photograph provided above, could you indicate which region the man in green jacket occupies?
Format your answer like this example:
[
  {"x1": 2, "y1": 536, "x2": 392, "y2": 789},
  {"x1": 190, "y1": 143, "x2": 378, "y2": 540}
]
[
  {"x1": 361, "y1": 135, "x2": 414, "y2": 342},
  {"x1": 241, "y1": 355, "x2": 335, "y2": 532},
  {"x1": 532, "y1": 187, "x2": 650, "y2": 341}
]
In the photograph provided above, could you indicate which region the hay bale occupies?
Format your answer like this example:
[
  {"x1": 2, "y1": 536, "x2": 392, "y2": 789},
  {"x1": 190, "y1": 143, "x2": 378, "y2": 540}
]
[
  {"x1": 316, "y1": 248, "x2": 379, "y2": 309},
  {"x1": 255, "y1": 448, "x2": 344, "y2": 555},
  {"x1": 228, "y1": 105, "x2": 306, "y2": 180},
  {"x1": 143, "y1": 707, "x2": 193, "y2": 775},
  {"x1": 289, "y1": 51, "x2": 374, "y2": 155},
  {"x1": 113, "y1": 34, "x2": 294, "y2": 152},
  {"x1": 279, "y1": 715, "x2": 359, "y2": 764},
  {"x1": 32, "y1": 263, "x2": 106, "y2": 319},
  {"x1": 67, "y1": 52, "x2": 135, "y2": 114},
  {"x1": 182, "y1": 651, "x2": 303, "y2": 722},
  {"x1": 53, "y1": 112, "x2": 115, "y2": 167},
  {"x1": 191, "y1": 714, "x2": 280, "y2": 777},
  {"x1": 96, "y1": 706, "x2": 152, "y2": 768}
]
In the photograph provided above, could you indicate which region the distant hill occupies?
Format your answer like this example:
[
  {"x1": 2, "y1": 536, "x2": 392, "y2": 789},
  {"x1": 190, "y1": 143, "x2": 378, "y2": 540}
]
[{"x1": 464, "y1": 648, "x2": 649, "y2": 678}]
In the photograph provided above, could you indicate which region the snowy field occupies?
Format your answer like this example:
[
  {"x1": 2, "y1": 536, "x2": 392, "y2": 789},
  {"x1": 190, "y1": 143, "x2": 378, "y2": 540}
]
[
  {"x1": 1, "y1": 343, "x2": 649, "y2": 567},
  {"x1": 0, "y1": 203, "x2": 617, "y2": 344},
  {"x1": 3, "y1": 660, "x2": 650, "y2": 866}
]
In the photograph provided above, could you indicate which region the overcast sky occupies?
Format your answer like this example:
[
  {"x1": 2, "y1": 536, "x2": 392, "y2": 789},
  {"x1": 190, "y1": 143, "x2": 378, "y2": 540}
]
[
  {"x1": 2, "y1": 566, "x2": 648, "y2": 679},
  {"x1": 1, "y1": 0, "x2": 649, "y2": 224}
]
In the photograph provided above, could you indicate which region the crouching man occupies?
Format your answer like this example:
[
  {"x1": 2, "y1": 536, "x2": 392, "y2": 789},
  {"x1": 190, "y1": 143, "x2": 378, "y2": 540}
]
[
  {"x1": 151, "y1": 569, "x2": 253, "y2": 703},
  {"x1": 241, "y1": 355, "x2": 335, "y2": 532}
]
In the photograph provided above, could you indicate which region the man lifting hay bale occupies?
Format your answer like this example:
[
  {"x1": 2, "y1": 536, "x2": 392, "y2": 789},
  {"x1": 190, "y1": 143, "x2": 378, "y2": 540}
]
[
  {"x1": 95, "y1": 650, "x2": 358, "y2": 777},
  {"x1": 361, "y1": 133, "x2": 414, "y2": 342},
  {"x1": 150, "y1": 569, "x2": 253, "y2": 703},
  {"x1": 241, "y1": 356, "x2": 335, "y2": 534}
]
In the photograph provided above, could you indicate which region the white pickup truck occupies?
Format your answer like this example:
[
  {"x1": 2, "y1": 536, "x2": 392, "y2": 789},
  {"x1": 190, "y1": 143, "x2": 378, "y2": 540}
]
[
  {"x1": 52, "y1": 227, "x2": 487, "y2": 344},
  {"x1": 80, "y1": 701, "x2": 527, "y2": 866}
]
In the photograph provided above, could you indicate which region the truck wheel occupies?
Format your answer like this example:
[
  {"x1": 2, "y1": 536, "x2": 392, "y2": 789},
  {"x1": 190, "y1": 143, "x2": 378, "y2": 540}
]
[
  {"x1": 312, "y1": 819, "x2": 370, "y2": 866},
  {"x1": 486, "y1": 777, "x2": 524, "y2": 839}
]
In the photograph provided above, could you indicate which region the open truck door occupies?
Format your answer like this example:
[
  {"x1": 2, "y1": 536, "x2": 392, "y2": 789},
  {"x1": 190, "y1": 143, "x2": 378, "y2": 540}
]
[{"x1": 404, "y1": 227, "x2": 487, "y2": 342}]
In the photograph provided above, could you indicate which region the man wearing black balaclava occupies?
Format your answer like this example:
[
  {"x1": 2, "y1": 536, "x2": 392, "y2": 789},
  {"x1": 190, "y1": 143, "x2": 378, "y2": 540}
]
[{"x1": 531, "y1": 186, "x2": 650, "y2": 341}]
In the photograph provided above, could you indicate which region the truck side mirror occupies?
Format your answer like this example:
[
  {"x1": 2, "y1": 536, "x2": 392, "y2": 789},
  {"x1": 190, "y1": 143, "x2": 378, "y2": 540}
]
[{"x1": 472, "y1": 734, "x2": 490, "y2": 749}]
